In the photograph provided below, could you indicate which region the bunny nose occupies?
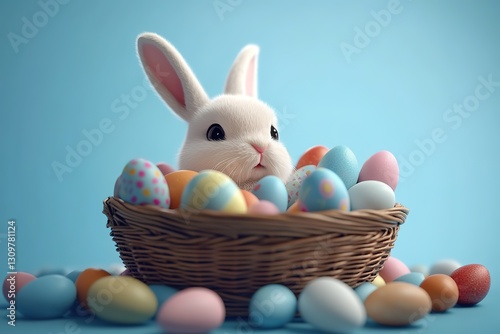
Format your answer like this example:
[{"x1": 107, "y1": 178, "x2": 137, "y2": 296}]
[{"x1": 251, "y1": 144, "x2": 267, "y2": 153}]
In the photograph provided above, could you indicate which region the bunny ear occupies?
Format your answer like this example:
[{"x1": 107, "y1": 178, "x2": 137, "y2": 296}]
[
  {"x1": 224, "y1": 44, "x2": 259, "y2": 97},
  {"x1": 137, "y1": 33, "x2": 209, "y2": 122}
]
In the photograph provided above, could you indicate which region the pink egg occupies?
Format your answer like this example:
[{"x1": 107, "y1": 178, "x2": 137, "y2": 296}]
[
  {"x1": 157, "y1": 287, "x2": 225, "y2": 334},
  {"x1": 2, "y1": 272, "x2": 36, "y2": 301},
  {"x1": 358, "y1": 151, "x2": 399, "y2": 190},
  {"x1": 379, "y1": 256, "x2": 410, "y2": 282},
  {"x1": 156, "y1": 162, "x2": 176, "y2": 175},
  {"x1": 248, "y1": 200, "x2": 281, "y2": 215}
]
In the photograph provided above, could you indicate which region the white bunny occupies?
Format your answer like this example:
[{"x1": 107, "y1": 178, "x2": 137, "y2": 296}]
[{"x1": 137, "y1": 33, "x2": 293, "y2": 190}]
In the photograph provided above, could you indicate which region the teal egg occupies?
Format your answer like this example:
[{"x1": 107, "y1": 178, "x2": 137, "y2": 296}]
[
  {"x1": 317, "y1": 145, "x2": 359, "y2": 189},
  {"x1": 354, "y1": 282, "x2": 378, "y2": 302},
  {"x1": 17, "y1": 275, "x2": 76, "y2": 319},
  {"x1": 252, "y1": 175, "x2": 288, "y2": 212},
  {"x1": 393, "y1": 272, "x2": 426, "y2": 286},
  {"x1": 249, "y1": 284, "x2": 297, "y2": 328},
  {"x1": 298, "y1": 168, "x2": 350, "y2": 212}
]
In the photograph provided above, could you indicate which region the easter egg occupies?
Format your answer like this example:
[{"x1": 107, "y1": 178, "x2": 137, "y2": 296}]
[
  {"x1": 358, "y1": 150, "x2": 399, "y2": 190},
  {"x1": 298, "y1": 168, "x2": 350, "y2": 212},
  {"x1": 36, "y1": 267, "x2": 69, "y2": 277},
  {"x1": 249, "y1": 284, "x2": 297, "y2": 329},
  {"x1": 107, "y1": 263, "x2": 126, "y2": 276},
  {"x1": 75, "y1": 268, "x2": 111, "y2": 308},
  {"x1": 450, "y1": 264, "x2": 490, "y2": 306},
  {"x1": 2, "y1": 272, "x2": 36, "y2": 301},
  {"x1": 149, "y1": 285, "x2": 178, "y2": 312},
  {"x1": 348, "y1": 180, "x2": 395, "y2": 210},
  {"x1": 17, "y1": 275, "x2": 76, "y2": 319},
  {"x1": 156, "y1": 162, "x2": 175, "y2": 175},
  {"x1": 118, "y1": 158, "x2": 170, "y2": 208},
  {"x1": 420, "y1": 274, "x2": 459, "y2": 312},
  {"x1": 379, "y1": 256, "x2": 410, "y2": 282},
  {"x1": 65, "y1": 270, "x2": 82, "y2": 283},
  {"x1": 87, "y1": 276, "x2": 157, "y2": 324},
  {"x1": 354, "y1": 282, "x2": 378, "y2": 303},
  {"x1": 317, "y1": 145, "x2": 359, "y2": 189},
  {"x1": 286, "y1": 201, "x2": 303, "y2": 213},
  {"x1": 181, "y1": 170, "x2": 247, "y2": 213},
  {"x1": 241, "y1": 189, "x2": 260, "y2": 208},
  {"x1": 298, "y1": 277, "x2": 366, "y2": 333},
  {"x1": 113, "y1": 174, "x2": 122, "y2": 197},
  {"x1": 165, "y1": 170, "x2": 199, "y2": 209},
  {"x1": 252, "y1": 175, "x2": 288, "y2": 212},
  {"x1": 429, "y1": 259, "x2": 462, "y2": 276},
  {"x1": 372, "y1": 275, "x2": 386, "y2": 287},
  {"x1": 296, "y1": 145, "x2": 328, "y2": 169},
  {"x1": 285, "y1": 165, "x2": 315, "y2": 208},
  {"x1": 393, "y1": 272, "x2": 425, "y2": 286},
  {"x1": 248, "y1": 200, "x2": 281, "y2": 215},
  {"x1": 410, "y1": 264, "x2": 430, "y2": 277},
  {"x1": 157, "y1": 287, "x2": 225, "y2": 333},
  {"x1": 364, "y1": 282, "x2": 431, "y2": 326}
]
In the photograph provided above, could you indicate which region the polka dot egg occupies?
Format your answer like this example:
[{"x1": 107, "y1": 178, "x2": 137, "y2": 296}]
[{"x1": 118, "y1": 158, "x2": 170, "y2": 208}]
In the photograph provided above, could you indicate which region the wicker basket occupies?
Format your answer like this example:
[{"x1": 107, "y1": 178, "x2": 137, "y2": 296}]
[{"x1": 103, "y1": 196, "x2": 408, "y2": 317}]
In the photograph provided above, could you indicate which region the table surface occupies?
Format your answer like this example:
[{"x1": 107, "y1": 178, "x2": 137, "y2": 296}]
[{"x1": 1, "y1": 285, "x2": 498, "y2": 334}]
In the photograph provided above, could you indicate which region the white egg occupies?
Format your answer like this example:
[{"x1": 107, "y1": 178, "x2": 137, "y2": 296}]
[
  {"x1": 348, "y1": 180, "x2": 395, "y2": 210},
  {"x1": 429, "y1": 259, "x2": 462, "y2": 276},
  {"x1": 298, "y1": 277, "x2": 366, "y2": 333}
]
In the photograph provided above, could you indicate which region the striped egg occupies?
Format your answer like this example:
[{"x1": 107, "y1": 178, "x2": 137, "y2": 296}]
[{"x1": 180, "y1": 170, "x2": 247, "y2": 213}]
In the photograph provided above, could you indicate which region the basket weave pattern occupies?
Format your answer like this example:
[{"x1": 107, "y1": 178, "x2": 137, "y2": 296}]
[{"x1": 103, "y1": 196, "x2": 408, "y2": 317}]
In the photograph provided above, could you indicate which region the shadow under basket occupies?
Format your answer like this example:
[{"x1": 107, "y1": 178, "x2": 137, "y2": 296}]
[{"x1": 103, "y1": 196, "x2": 409, "y2": 317}]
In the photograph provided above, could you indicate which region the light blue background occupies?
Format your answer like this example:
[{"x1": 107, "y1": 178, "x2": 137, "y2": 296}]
[{"x1": 1, "y1": 0, "x2": 499, "y2": 333}]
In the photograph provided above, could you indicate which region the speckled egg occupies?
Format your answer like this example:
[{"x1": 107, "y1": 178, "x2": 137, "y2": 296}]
[
  {"x1": 348, "y1": 180, "x2": 395, "y2": 210},
  {"x1": 317, "y1": 145, "x2": 359, "y2": 189},
  {"x1": 118, "y1": 158, "x2": 170, "y2": 208},
  {"x1": 298, "y1": 168, "x2": 350, "y2": 212},
  {"x1": 181, "y1": 170, "x2": 247, "y2": 213},
  {"x1": 450, "y1": 264, "x2": 490, "y2": 306},
  {"x1": 358, "y1": 150, "x2": 399, "y2": 190},
  {"x1": 285, "y1": 165, "x2": 315, "y2": 208},
  {"x1": 252, "y1": 175, "x2": 288, "y2": 212}
]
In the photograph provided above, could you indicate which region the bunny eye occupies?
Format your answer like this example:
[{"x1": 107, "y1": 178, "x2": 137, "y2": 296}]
[
  {"x1": 207, "y1": 123, "x2": 225, "y2": 141},
  {"x1": 270, "y1": 125, "x2": 279, "y2": 141}
]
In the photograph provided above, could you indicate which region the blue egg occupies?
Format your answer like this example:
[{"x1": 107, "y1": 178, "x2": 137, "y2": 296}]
[
  {"x1": 17, "y1": 275, "x2": 76, "y2": 319},
  {"x1": 354, "y1": 282, "x2": 378, "y2": 302},
  {"x1": 36, "y1": 267, "x2": 69, "y2": 277},
  {"x1": 252, "y1": 175, "x2": 288, "y2": 212},
  {"x1": 298, "y1": 168, "x2": 350, "y2": 212},
  {"x1": 148, "y1": 285, "x2": 178, "y2": 312},
  {"x1": 65, "y1": 270, "x2": 82, "y2": 283},
  {"x1": 249, "y1": 284, "x2": 297, "y2": 329},
  {"x1": 393, "y1": 272, "x2": 425, "y2": 286},
  {"x1": 317, "y1": 145, "x2": 359, "y2": 189}
]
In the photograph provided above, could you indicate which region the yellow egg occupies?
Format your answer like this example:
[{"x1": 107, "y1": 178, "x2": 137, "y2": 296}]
[
  {"x1": 87, "y1": 276, "x2": 157, "y2": 324},
  {"x1": 372, "y1": 275, "x2": 386, "y2": 287},
  {"x1": 165, "y1": 170, "x2": 198, "y2": 209}
]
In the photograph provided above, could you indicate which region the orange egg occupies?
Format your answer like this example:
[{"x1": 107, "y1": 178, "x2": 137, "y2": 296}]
[
  {"x1": 241, "y1": 189, "x2": 259, "y2": 208},
  {"x1": 420, "y1": 274, "x2": 459, "y2": 312},
  {"x1": 296, "y1": 145, "x2": 329, "y2": 169},
  {"x1": 287, "y1": 201, "x2": 304, "y2": 213},
  {"x1": 165, "y1": 170, "x2": 199, "y2": 209},
  {"x1": 75, "y1": 268, "x2": 111, "y2": 308}
]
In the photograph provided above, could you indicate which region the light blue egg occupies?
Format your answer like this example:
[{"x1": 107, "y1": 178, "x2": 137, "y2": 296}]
[
  {"x1": 252, "y1": 175, "x2": 288, "y2": 212},
  {"x1": 65, "y1": 270, "x2": 81, "y2": 283},
  {"x1": 317, "y1": 145, "x2": 359, "y2": 189},
  {"x1": 17, "y1": 275, "x2": 76, "y2": 319},
  {"x1": 36, "y1": 267, "x2": 69, "y2": 277},
  {"x1": 249, "y1": 284, "x2": 297, "y2": 329},
  {"x1": 394, "y1": 272, "x2": 425, "y2": 286},
  {"x1": 148, "y1": 285, "x2": 178, "y2": 312},
  {"x1": 298, "y1": 168, "x2": 350, "y2": 212},
  {"x1": 285, "y1": 165, "x2": 316, "y2": 208},
  {"x1": 354, "y1": 282, "x2": 378, "y2": 302}
]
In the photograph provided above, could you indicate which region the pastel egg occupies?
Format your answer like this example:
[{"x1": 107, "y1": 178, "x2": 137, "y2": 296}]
[
  {"x1": 17, "y1": 275, "x2": 76, "y2": 319},
  {"x1": 410, "y1": 264, "x2": 430, "y2": 277},
  {"x1": 354, "y1": 282, "x2": 378, "y2": 303},
  {"x1": 113, "y1": 174, "x2": 122, "y2": 197},
  {"x1": 420, "y1": 274, "x2": 459, "y2": 312},
  {"x1": 298, "y1": 277, "x2": 366, "y2": 333},
  {"x1": 285, "y1": 165, "x2": 315, "y2": 208},
  {"x1": 317, "y1": 145, "x2": 359, "y2": 189},
  {"x1": 379, "y1": 256, "x2": 410, "y2": 283},
  {"x1": 296, "y1": 145, "x2": 328, "y2": 169},
  {"x1": 118, "y1": 158, "x2": 170, "y2": 208},
  {"x1": 358, "y1": 150, "x2": 399, "y2": 190},
  {"x1": 65, "y1": 270, "x2": 82, "y2": 283},
  {"x1": 149, "y1": 285, "x2": 178, "y2": 312},
  {"x1": 2, "y1": 272, "x2": 36, "y2": 301},
  {"x1": 429, "y1": 259, "x2": 462, "y2": 276},
  {"x1": 165, "y1": 170, "x2": 199, "y2": 209},
  {"x1": 248, "y1": 200, "x2": 281, "y2": 215},
  {"x1": 181, "y1": 170, "x2": 247, "y2": 213},
  {"x1": 156, "y1": 162, "x2": 176, "y2": 175},
  {"x1": 364, "y1": 282, "x2": 431, "y2": 326},
  {"x1": 241, "y1": 189, "x2": 260, "y2": 207},
  {"x1": 372, "y1": 275, "x2": 386, "y2": 287},
  {"x1": 75, "y1": 268, "x2": 111, "y2": 308},
  {"x1": 348, "y1": 180, "x2": 395, "y2": 210},
  {"x1": 157, "y1": 287, "x2": 225, "y2": 333},
  {"x1": 107, "y1": 263, "x2": 126, "y2": 276},
  {"x1": 393, "y1": 272, "x2": 425, "y2": 286},
  {"x1": 450, "y1": 264, "x2": 490, "y2": 306},
  {"x1": 286, "y1": 201, "x2": 304, "y2": 213},
  {"x1": 252, "y1": 175, "x2": 288, "y2": 212},
  {"x1": 298, "y1": 168, "x2": 350, "y2": 212},
  {"x1": 249, "y1": 284, "x2": 297, "y2": 329},
  {"x1": 87, "y1": 276, "x2": 157, "y2": 324}
]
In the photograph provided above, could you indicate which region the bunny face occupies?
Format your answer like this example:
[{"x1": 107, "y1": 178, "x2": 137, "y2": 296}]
[{"x1": 137, "y1": 33, "x2": 293, "y2": 190}]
